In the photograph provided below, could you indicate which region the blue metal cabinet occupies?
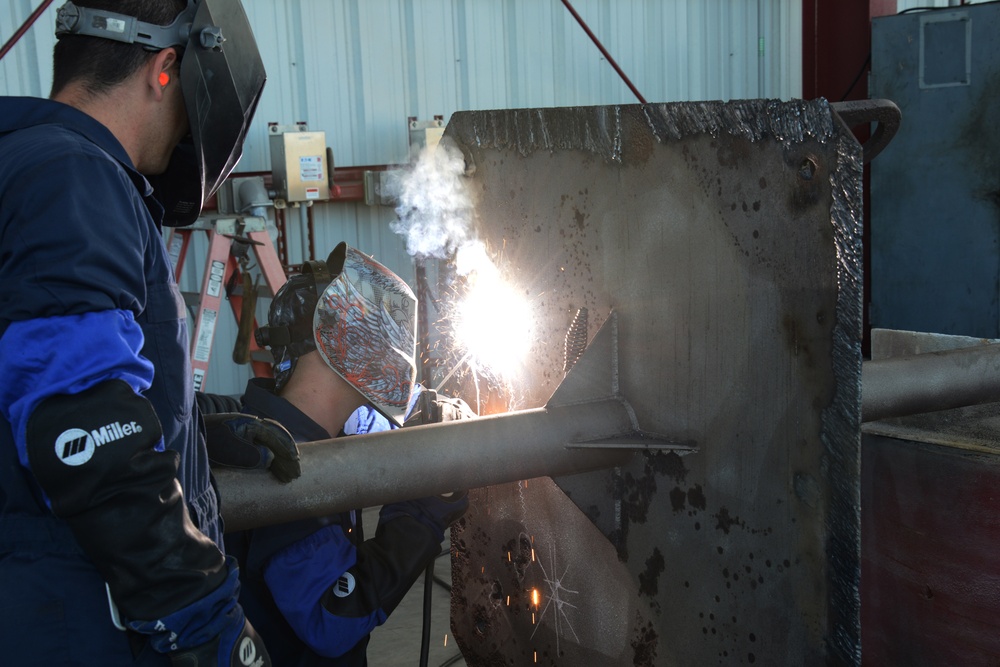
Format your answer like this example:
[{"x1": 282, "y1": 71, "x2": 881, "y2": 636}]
[{"x1": 870, "y1": 3, "x2": 1000, "y2": 337}]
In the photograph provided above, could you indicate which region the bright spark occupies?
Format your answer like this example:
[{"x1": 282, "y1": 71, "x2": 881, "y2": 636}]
[{"x1": 451, "y1": 242, "x2": 534, "y2": 379}]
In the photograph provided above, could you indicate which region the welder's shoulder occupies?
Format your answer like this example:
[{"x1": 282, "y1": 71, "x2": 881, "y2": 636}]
[
  {"x1": 1, "y1": 123, "x2": 117, "y2": 174},
  {"x1": 0, "y1": 124, "x2": 139, "y2": 222}
]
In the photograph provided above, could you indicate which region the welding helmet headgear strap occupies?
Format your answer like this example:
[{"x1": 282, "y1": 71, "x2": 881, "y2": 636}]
[
  {"x1": 257, "y1": 272, "x2": 321, "y2": 392},
  {"x1": 55, "y1": 0, "x2": 267, "y2": 227},
  {"x1": 55, "y1": 1, "x2": 196, "y2": 50},
  {"x1": 314, "y1": 243, "x2": 418, "y2": 426}
]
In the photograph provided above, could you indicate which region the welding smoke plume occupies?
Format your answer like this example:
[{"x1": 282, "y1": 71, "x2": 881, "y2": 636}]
[
  {"x1": 389, "y1": 142, "x2": 535, "y2": 391},
  {"x1": 390, "y1": 143, "x2": 476, "y2": 265}
]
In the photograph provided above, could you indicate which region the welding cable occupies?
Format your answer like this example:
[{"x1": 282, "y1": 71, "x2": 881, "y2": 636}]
[
  {"x1": 838, "y1": 53, "x2": 871, "y2": 102},
  {"x1": 439, "y1": 654, "x2": 464, "y2": 667},
  {"x1": 432, "y1": 546, "x2": 452, "y2": 592},
  {"x1": 420, "y1": 546, "x2": 454, "y2": 666},
  {"x1": 419, "y1": 561, "x2": 434, "y2": 667},
  {"x1": 432, "y1": 574, "x2": 451, "y2": 593}
]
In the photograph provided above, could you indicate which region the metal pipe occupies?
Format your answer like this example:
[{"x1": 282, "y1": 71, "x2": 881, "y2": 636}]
[
  {"x1": 216, "y1": 398, "x2": 636, "y2": 531},
  {"x1": 0, "y1": 0, "x2": 55, "y2": 63},
  {"x1": 862, "y1": 344, "x2": 1000, "y2": 422}
]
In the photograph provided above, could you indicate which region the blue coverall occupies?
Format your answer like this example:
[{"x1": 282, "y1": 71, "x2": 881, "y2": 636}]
[
  {"x1": 0, "y1": 97, "x2": 241, "y2": 664},
  {"x1": 230, "y1": 377, "x2": 455, "y2": 666}
]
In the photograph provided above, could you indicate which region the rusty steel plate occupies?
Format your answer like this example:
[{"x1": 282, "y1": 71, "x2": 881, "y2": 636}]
[{"x1": 444, "y1": 99, "x2": 864, "y2": 666}]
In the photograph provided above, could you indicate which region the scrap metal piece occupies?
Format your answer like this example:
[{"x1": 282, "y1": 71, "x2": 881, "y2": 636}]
[{"x1": 830, "y1": 99, "x2": 901, "y2": 163}]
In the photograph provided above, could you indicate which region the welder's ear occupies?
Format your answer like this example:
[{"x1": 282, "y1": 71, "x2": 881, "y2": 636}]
[{"x1": 147, "y1": 47, "x2": 180, "y2": 100}]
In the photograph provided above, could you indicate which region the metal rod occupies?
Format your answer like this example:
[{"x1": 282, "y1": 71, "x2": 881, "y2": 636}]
[
  {"x1": 415, "y1": 260, "x2": 432, "y2": 387},
  {"x1": 559, "y1": 0, "x2": 648, "y2": 105},
  {"x1": 216, "y1": 398, "x2": 636, "y2": 531},
  {"x1": 0, "y1": 0, "x2": 55, "y2": 63},
  {"x1": 862, "y1": 344, "x2": 1000, "y2": 422},
  {"x1": 298, "y1": 204, "x2": 310, "y2": 263}
]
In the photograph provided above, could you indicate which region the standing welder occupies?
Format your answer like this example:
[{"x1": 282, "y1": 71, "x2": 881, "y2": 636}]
[
  {"x1": 223, "y1": 242, "x2": 470, "y2": 665},
  {"x1": 0, "y1": 1, "x2": 299, "y2": 664}
]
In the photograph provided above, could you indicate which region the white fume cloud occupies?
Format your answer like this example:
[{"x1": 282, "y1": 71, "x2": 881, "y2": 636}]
[{"x1": 390, "y1": 144, "x2": 476, "y2": 264}]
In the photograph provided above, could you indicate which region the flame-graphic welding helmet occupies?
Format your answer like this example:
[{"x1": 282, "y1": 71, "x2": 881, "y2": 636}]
[
  {"x1": 55, "y1": 0, "x2": 266, "y2": 225},
  {"x1": 256, "y1": 243, "x2": 418, "y2": 426}
]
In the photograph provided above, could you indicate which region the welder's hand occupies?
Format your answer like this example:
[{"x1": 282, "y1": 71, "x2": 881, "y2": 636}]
[
  {"x1": 380, "y1": 492, "x2": 470, "y2": 542},
  {"x1": 404, "y1": 389, "x2": 477, "y2": 427},
  {"x1": 202, "y1": 413, "x2": 301, "y2": 483},
  {"x1": 403, "y1": 389, "x2": 474, "y2": 499}
]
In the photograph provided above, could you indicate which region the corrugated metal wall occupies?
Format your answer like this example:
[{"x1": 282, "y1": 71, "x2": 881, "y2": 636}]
[{"x1": 1, "y1": 0, "x2": 804, "y2": 394}]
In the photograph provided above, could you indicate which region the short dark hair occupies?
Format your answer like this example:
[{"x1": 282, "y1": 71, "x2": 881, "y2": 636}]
[{"x1": 50, "y1": 0, "x2": 185, "y2": 98}]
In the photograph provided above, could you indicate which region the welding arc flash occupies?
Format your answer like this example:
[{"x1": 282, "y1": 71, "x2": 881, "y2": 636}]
[{"x1": 453, "y1": 260, "x2": 533, "y2": 377}]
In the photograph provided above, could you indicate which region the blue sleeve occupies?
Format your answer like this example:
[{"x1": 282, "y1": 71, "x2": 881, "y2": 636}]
[
  {"x1": 263, "y1": 524, "x2": 385, "y2": 658},
  {"x1": 344, "y1": 405, "x2": 395, "y2": 435},
  {"x1": 343, "y1": 382, "x2": 427, "y2": 434},
  {"x1": 0, "y1": 128, "x2": 157, "y2": 470},
  {"x1": 0, "y1": 310, "x2": 157, "y2": 470}
]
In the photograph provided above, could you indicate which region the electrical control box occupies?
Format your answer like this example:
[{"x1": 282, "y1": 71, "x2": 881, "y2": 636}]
[
  {"x1": 408, "y1": 116, "x2": 444, "y2": 160},
  {"x1": 269, "y1": 123, "x2": 331, "y2": 205}
]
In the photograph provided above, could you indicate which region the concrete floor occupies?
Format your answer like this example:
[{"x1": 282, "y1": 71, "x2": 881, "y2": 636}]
[{"x1": 364, "y1": 507, "x2": 468, "y2": 667}]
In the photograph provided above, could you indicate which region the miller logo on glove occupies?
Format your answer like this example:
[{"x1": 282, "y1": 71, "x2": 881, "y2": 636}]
[{"x1": 202, "y1": 413, "x2": 301, "y2": 483}]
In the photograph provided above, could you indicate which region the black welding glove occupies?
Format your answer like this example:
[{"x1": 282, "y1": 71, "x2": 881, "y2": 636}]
[
  {"x1": 195, "y1": 391, "x2": 243, "y2": 415},
  {"x1": 167, "y1": 615, "x2": 270, "y2": 667},
  {"x1": 202, "y1": 413, "x2": 301, "y2": 483},
  {"x1": 25, "y1": 380, "x2": 239, "y2": 651},
  {"x1": 402, "y1": 387, "x2": 475, "y2": 505},
  {"x1": 403, "y1": 388, "x2": 477, "y2": 427},
  {"x1": 380, "y1": 492, "x2": 470, "y2": 543}
]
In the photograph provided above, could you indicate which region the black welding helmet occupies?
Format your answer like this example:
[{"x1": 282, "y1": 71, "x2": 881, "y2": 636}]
[
  {"x1": 55, "y1": 0, "x2": 266, "y2": 226},
  {"x1": 257, "y1": 243, "x2": 418, "y2": 425}
]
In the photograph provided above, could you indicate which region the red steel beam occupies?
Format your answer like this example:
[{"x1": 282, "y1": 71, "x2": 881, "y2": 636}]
[
  {"x1": 0, "y1": 0, "x2": 56, "y2": 62},
  {"x1": 802, "y1": 0, "x2": 895, "y2": 357},
  {"x1": 204, "y1": 165, "x2": 395, "y2": 211}
]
